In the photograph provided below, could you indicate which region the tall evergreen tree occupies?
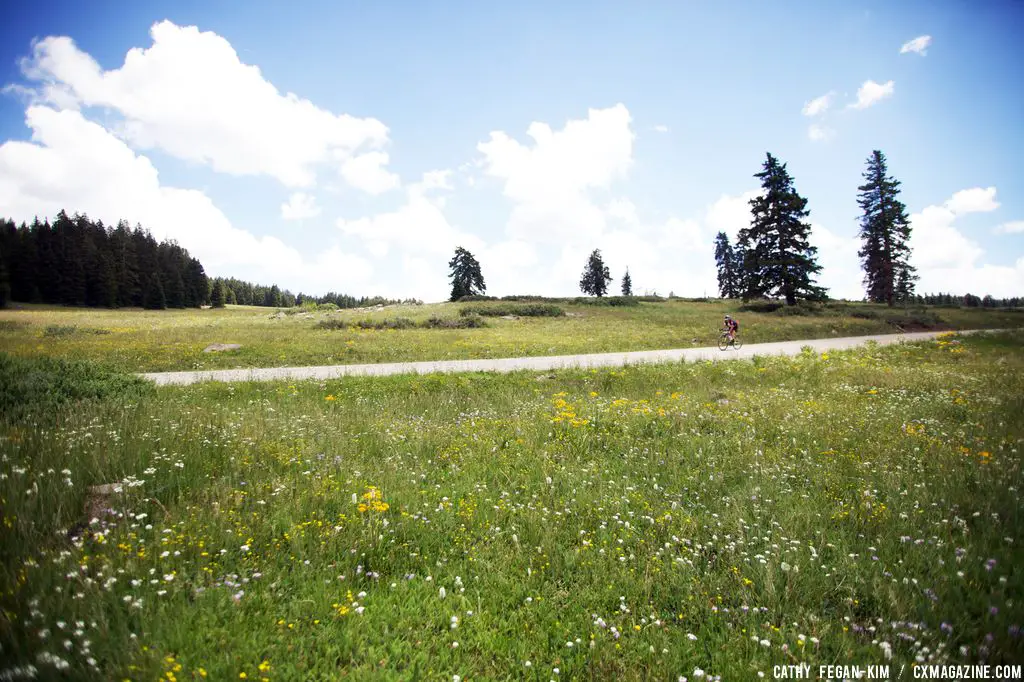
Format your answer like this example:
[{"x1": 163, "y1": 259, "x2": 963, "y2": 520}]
[
  {"x1": 579, "y1": 249, "x2": 612, "y2": 297},
  {"x1": 0, "y1": 244, "x2": 10, "y2": 309},
  {"x1": 448, "y1": 246, "x2": 486, "y2": 301},
  {"x1": 262, "y1": 285, "x2": 282, "y2": 307},
  {"x1": 732, "y1": 243, "x2": 749, "y2": 299},
  {"x1": 737, "y1": 152, "x2": 827, "y2": 305},
  {"x1": 143, "y1": 274, "x2": 166, "y2": 310},
  {"x1": 621, "y1": 268, "x2": 633, "y2": 296},
  {"x1": 856, "y1": 150, "x2": 917, "y2": 306},
  {"x1": 210, "y1": 280, "x2": 226, "y2": 308},
  {"x1": 713, "y1": 232, "x2": 740, "y2": 298}
]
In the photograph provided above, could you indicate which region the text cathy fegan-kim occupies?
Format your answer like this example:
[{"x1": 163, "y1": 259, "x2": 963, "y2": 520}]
[{"x1": 774, "y1": 664, "x2": 1024, "y2": 679}]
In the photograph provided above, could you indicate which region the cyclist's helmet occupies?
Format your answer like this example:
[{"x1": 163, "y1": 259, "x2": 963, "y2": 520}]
[{"x1": 724, "y1": 315, "x2": 731, "y2": 320}]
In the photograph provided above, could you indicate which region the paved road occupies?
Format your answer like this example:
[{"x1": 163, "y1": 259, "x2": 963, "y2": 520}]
[{"x1": 138, "y1": 329, "x2": 984, "y2": 386}]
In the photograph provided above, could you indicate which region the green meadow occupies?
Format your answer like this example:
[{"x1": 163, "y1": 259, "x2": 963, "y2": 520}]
[
  {"x1": 0, "y1": 299, "x2": 1021, "y2": 373},
  {"x1": 1, "y1": 328, "x2": 1023, "y2": 680}
]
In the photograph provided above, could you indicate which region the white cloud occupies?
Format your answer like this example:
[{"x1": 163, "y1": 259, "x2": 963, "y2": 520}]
[
  {"x1": 907, "y1": 187, "x2": 1024, "y2": 297},
  {"x1": 18, "y1": 21, "x2": 392, "y2": 190},
  {"x1": 808, "y1": 124, "x2": 836, "y2": 142},
  {"x1": 280, "y1": 192, "x2": 321, "y2": 221},
  {"x1": 809, "y1": 223, "x2": 862, "y2": 300},
  {"x1": 606, "y1": 198, "x2": 639, "y2": 226},
  {"x1": 705, "y1": 190, "x2": 760, "y2": 240},
  {"x1": 995, "y1": 221, "x2": 1024, "y2": 234},
  {"x1": 945, "y1": 186, "x2": 999, "y2": 215},
  {"x1": 476, "y1": 103, "x2": 635, "y2": 244},
  {"x1": 0, "y1": 105, "x2": 373, "y2": 294},
  {"x1": 336, "y1": 170, "x2": 483, "y2": 261},
  {"x1": 339, "y1": 151, "x2": 400, "y2": 195},
  {"x1": 849, "y1": 80, "x2": 895, "y2": 110},
  {"x1": 900, "y1": 35, "x2": 932, "y2": 55},
  {"x1": 652, "y1": 124, "x2": 669, "y2": 133},
  {"x1": 802, "y1": 92, "x2": 834, "y2": 117}
]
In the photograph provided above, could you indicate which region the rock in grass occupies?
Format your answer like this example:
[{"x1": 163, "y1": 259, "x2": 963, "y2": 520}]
[{"x1": 203, "y1": 343, "x2": 242, "y2": 353}]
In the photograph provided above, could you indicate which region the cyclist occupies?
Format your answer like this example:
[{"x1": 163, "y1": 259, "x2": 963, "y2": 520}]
[{"x1": 723, "y1": 315, "x2": 739, "y2": 342}]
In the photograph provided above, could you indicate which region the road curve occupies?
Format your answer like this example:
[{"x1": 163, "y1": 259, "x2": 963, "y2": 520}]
[{"x1": 137, "y1": 329, "x2": 992, "y2": 387}]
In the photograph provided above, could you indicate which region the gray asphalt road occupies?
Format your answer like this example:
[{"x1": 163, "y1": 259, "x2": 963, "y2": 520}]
[{"x1": 137, "y1": 329, "x2": 983, "y2": 386}]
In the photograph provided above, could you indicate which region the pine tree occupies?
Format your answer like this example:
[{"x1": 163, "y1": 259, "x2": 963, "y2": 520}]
[
  {"x1": 713, "y1": 232, "x2": 740, "y2": 298},
  {"x1": 737, "y1": 152, "x2": 827, "y2": 305},
  {"x1": 210, "y1": 280, "x2": 226, "y2": 308},
  {"x1": 857, "y1": 150, "x2": 917, "y2": 306},
  {"x1": 579, "y1": 249, "x2": 612, "y2": 297},
  {"x1": 143, "y1": 274, "x2": 166, "y2": 310},
  {"x1": 621, "y1": 268, "x2": 633, "y2": 296},
  {"x1": 732, "y1": 243, "x2": 749, "y2": 299},
  {"x1": 448, "y1": 246, "x2": 486, "y2": 301},
  {"x1": 0, "y1": 245, "x2": 10, "y2": 309},
  {"x1": 263, "y1": 285, "x2": 283, "y2": 307}
]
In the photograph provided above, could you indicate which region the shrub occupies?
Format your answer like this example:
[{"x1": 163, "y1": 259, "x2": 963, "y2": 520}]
[
  {"x1": 356, "y1": 318, "x2": 416, "y2": 330},
  {"x1": 317, "y1": 316, "x2": 488, "y2": 331},
  {"x1": 423, "y1": 315, "x2": 487, "y2": 329},
  {"x1": 42, "y1": 325, "x2": 111, "y2": 337},
  {"x1": 572, "y1": 296, "x2": 640, "y2": 307},
  {"x1": 459, "y1": 304, "x2": 565, "y2": 318},
  {"x1": 457, "y1": 295, "x2": 498, "y2": 302},
  {"x1": 0, "y1": 353, "x2": 153, "y2": 422},
  {"x1": 738, "y1": 301, "x2": 785, "y2": 313}
]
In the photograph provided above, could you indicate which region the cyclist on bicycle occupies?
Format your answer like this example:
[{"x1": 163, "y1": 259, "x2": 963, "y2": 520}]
[{"x1": 723, "y1": 315, "x2": 739, "y2": 342}]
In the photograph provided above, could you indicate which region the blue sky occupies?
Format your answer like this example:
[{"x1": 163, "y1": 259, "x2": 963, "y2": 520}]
[{"x1": 1, "y1": 0, "x2": 1022, "y2": 301}]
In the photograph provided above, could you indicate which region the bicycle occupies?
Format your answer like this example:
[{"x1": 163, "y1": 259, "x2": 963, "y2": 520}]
[{"x1": 718, "y1": 328, "x2": 743, "y2": 351}]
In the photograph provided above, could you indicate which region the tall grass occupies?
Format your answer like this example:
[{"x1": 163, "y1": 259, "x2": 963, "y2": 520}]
[
  {"x1": 0, "y1": 299, "x2": 1020, "y2": 372},
  {"x1": 2, "y1": 331, "x2": 1022, "y2": 679}
]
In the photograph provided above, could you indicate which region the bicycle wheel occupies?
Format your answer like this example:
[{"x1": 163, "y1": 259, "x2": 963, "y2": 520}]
[
  {"x1": 718, "y1": 334, "x2": 729, "y2": 351},
  {"x1": 732, "y1": 336, "x2": 743, "y2": 350}
]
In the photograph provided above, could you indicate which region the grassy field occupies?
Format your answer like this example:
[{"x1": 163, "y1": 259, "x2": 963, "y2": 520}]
[
  {"x1": 1, "y1": 330, "x2": 1022, "y2": 679},
  {"x1": 1, "y1": 299, "x2": 1022, "y2": 373}
]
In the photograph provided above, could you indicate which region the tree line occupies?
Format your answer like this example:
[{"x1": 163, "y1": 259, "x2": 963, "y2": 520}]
[
  {"x1": 0, "y1": 211, "x2": 418, "y2": 311},
  {"x1": 0, "y1": 211, "x2": 208, "y2": 310}
]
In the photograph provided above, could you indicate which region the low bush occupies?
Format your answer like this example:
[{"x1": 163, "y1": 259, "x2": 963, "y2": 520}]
[
  {"x1": 738, "y1": 300, "x2": 786, "y2": 313},
  {"x1": 317, "y1": 316, "x2": 488, "y2": 331},
  {"x1": 423, "y1": 315, "x2": 487, "y2": 328},
  {"x1": 572, "y1": 296, "x2": 640, "y2": 307},
  {"x1": 459, "y1": 303, "x2": 565, "y2": 318},
  {"x1": 0, "y1": 353, "x2": 153, "y2": 422},
  {"x1": 43, "y1": 325, "x2": 111, "y2": 337}
]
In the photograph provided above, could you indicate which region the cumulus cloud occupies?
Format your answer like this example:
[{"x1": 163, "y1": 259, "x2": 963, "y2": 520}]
[
  {"x1": 849, "y1": 80, "x2": 895, "y2": 110},
  {"x1": 907, "y1": 187, "x2": 1024, "y2": 296},
  {"x1": 802, "y1": 92, "x2": 834, "y2": 117},
  {"x1": 476, "y1": 103, "x2": 635, "y2": 244},
  {"x1": 946, "y1": 186, "x2": 999, "y2": 215},
  {"x1": 995, "y1": 221, "x2": 1024, "y2": 235},
  {"x1": 900, "y1": 35, "x2": 932, "y2": 55},
  {"x1": 280, "y1": 192, "x2": 321, "y2": 221},
  {"x1": 336, "y1": 170, "x2": 483, "y2": 261},
  {"x1": 339, "y1": 151, "x2": 400, "y2": 195},
  {"x1": 0, "y1": 105, "x2": 373, "y2": 293},
  {"x1": 808, "y1": 124, "x2": 836, "y2": 142},
  {"x1": 18, "y1": 21, "x2": 392, "y2": 190}
]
